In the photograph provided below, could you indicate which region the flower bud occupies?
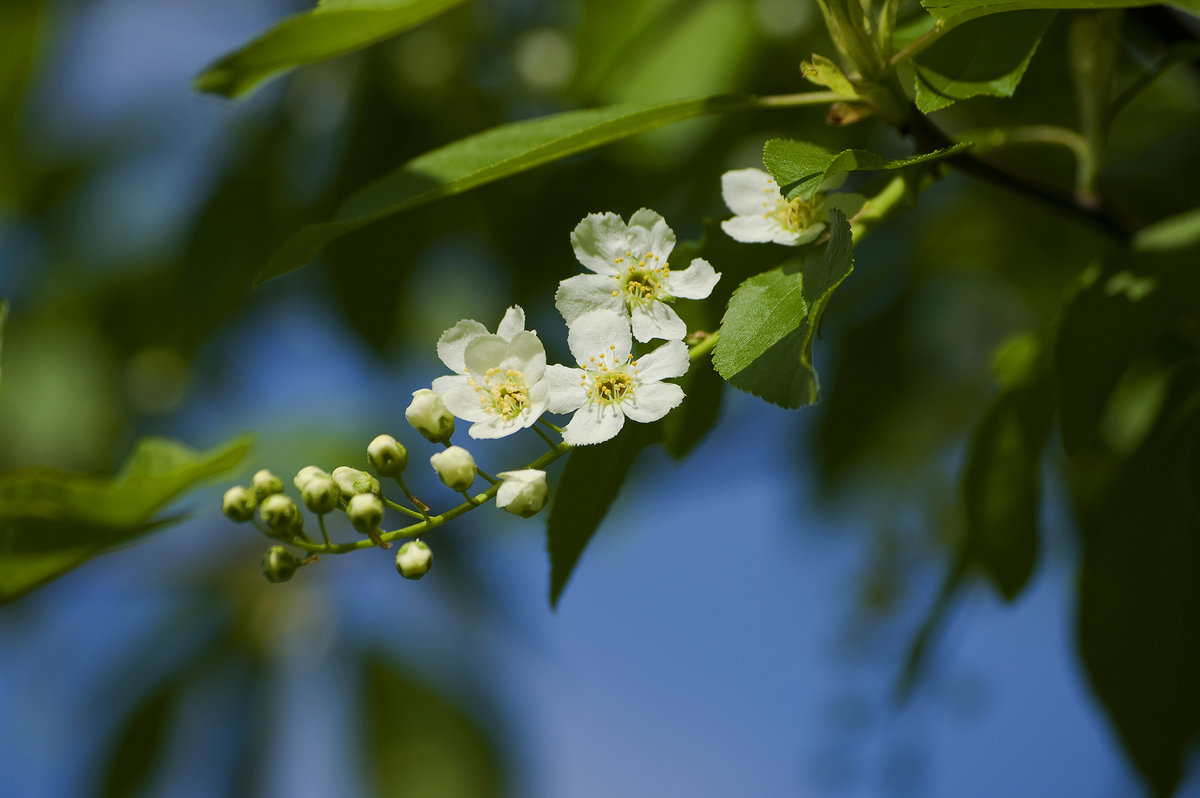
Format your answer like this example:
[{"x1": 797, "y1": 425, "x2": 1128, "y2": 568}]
[
  {"x1": 222, "y1": 485, "x2": 256, "y2": 523},
  {"x1": 495, "y1": 469, "x2": 548, "y2": 518},
  {"x1": 395, "y1": 540, "x2": 432, "y2": 580},
  {"x1": 261, "y1": 545, "x2": 299, "y2": 583},
  {"x1": 367, "y1": 434, "x2": 408, "y2": 476},
  {"x1": 259, "y1": 494, "x2": 298, "y2": 532},
  {"x1": 347, "y1": 493, "x2": 384, "y2": 536},
  {"x1": 406, "y1": 388, "x2": 455, "y2": 443},
  {"x1": 332, "y1": 466, "x2": 381, "y2": 498},
  {"x1": 293, "y1": 465, "x2": 328, "y2": 492},
  {"x1": 251, "y1": 469, "x2": 284, "y2": 501},
  {"x1": 301, "y1": 473, "x2": 339, "y2": 514},
  {"x1": 430, "y1": 446, "x2": 475, "y2": 492}
]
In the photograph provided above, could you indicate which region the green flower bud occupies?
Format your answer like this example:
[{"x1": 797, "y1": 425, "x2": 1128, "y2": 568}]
[
  {"x1": 406, "y1": 389, "x2": 455, "y2": 443},
  {"x1": 251, "y1": 469, "x2": 284, "y2": 500},
  {"x1": 222, "y1": 485, "x2": 257, "y2": 523},
  {"x1": 395, "y1": 540, "x2": 433, "y2": 580},
  {"x1": 259, "y1": 493, "x2": 298, "y2": 532},
  {"x1": 367, "y1": 434, "x2": 408, "y2": 476},
  {"x1": 347, "y1": 493, "x2": 384, "y2": 536},
  {"x1": 495, "y1": 469, "x2": 548, "y2": 518},
  {"x1": 430, "y1": 445, "x2": 475, "y2": 492},
  {"x1": 293, "y1": 465, "x2": 329, "y2": 492},
  {"x1": 261, "y1": 545, "x2": 299, "y2": 583},
  {"x1": 301, "y1": 473, "x2": 339, "y2": 514},
  {"x1": 331, "y1": 466, "x2": 381, "y2": 498}
]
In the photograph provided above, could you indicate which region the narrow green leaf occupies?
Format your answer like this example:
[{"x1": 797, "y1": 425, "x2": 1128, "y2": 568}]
[
  {"x1": 921, "y1": 0, "x2": 1199, "y2": 28},
  {"x1": 913, "y1": 12, "x2": 1053, "y2": 113},
  {"x1": 546, "y1": 423, "x2": 660, "y2": 608},
  {"x1": 100, "y1": 681, "x2": 177, "y2": 798},
  {"x1": 258, "y1": 94, "x2": 748, "y2": 284},
  {"x1": 194, "y1": 0, "x2": 468, "y2": 99},
  {"x1": 712, "y1": 211, "x2": 854, "y2": 408},
  {"x1": 0, "y1": 298, "x2": 8, "y2": 394},
  {"x1": 763, "y1": 139, "x2": 968, "y2": 202},
  {"x1": 0, "y1": 436, "x2": 251, "y2": 603},
  {"x1": 662, "y1": 358, "x2": 724, "y2": 459}
]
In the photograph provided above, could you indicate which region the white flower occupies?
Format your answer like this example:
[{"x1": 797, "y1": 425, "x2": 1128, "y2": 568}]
[
  {"x1": 720, "y1": 168, "x2": 863, "y2": 246},
  {"x1": 556, "y1": 209, "x2": 720, "y2": 343},
  {"x1": 430, "y1": 445, "x2": 476, "y2": 492},
  {"x1": 545, "y1": 309, "x2": 689, "y2": 446},
  {"x1": 406, "y1": 388, "x2": 455, "y2": 443},
  {"x1": 431, "y1": 306, "x2": 550, "y2": 439},
  {"x1": 331, "y1": 466, "x2": 381, "y2": 498},
  {"x1": 495, "y1": 469, "x2": 548, "y2": 518}
]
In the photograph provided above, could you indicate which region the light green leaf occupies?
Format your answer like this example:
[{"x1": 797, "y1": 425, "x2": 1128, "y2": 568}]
[
  {"x1": 546, "y1": 423, "x2": 659, "y2": 608},
  {"x1": 194, "y1": 0, "x2": 468, "y2": 99},
  {"x1": 913, "y1": 11, "x2": 1053, "y2": 113},
  {"x1": 921, "y1": 0, "x2": 1199, "y2": 28},
  {"x1": 713, "y1": 211, "x2": 854, "y2": 408},
  {"x1": 0, "y1": 436, "x2": 251, "y2": 603},
  {"x1": 258, "y1": 94, "x2": 746, "y2": 284},
  {"x1": 801, "y1": 53, "x2": 860, "y2": 97},
  {"x1": 762, "y1": 138, "x2": 968, "y2": 202}
]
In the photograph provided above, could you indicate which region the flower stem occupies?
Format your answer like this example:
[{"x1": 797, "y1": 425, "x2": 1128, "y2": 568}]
[
  {"x1": 318, "y1": 513, "x2": 332, "y2": 547},
  {"x1": 382, "y1": 496, "x2": 424, "y2": 520}
]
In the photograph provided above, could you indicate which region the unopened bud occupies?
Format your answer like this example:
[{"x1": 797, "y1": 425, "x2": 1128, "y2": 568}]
[
  {"x1": 251, "y1": 469, "x2": 284, "y2": 500},
  {"x1": 301, "y1": 474, "x2": 339, "y2": 514},
  {"x1": 347, "y1": 492, "x2": 384, "y2": 536},
  {"x1": 261, "y1": 545, "x2": 299, "y2": 583},
  {"x1": 259, "y1": 494, "x2": 298, "y2": 532},
  {"x1": 367, "y1": 434, "x2": 408, "y2": 476},
  {"x1": 222, "y1": 485, "x2": 256, "y2": 522},
  {"x1": 495, "y1": 469, "x2": 548, "y2": 518},
  {"x1": 430, "y1": 445, "x2": 475, "y2": 492},
  {"x1": 395, "y1": 540, "x2": 432, "y2": 580},
  {"x1": 293, "y1": 465, "x2": 329, "y2": 492},
  {"x1": 406, "y1": 389, "x2": 455, "y2": 443},
  {"x1": 332, "y1": 466, "x2": 380, "y2": 498}
]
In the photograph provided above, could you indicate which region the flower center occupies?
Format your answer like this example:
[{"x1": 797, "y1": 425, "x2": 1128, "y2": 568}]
[
  {"x1": 582, "y1": 348, "x2": 638, "y2": 406},
  {"x1": 611, "y1": 250, "x2": 670, "y2": 307},
  {"x1": 777, "y1": 197, "x2": 815, "y2": 232},
  {"x1": 472, "y1": 367, "x2": 530, "y2": 420}
]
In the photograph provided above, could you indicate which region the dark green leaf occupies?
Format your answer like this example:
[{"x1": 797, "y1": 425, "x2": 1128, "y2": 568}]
[
  {"x1": 662, "y1": 355, "x2": 724, "y2": 459},
  {"x1": 258, "y1": 94, "x2": 748, "y2": 284},
  {"x1": 713, "y1": 211, "x2": 854, "y2": 408},
  {"x1": 546, "y1": 423, "x2": 660, "y2": 607},
  {"x1": 363, "y1": 656, "x2": 505, "y2": 798},
  {"x1": 921, "y1": 0, "x2": 1199, "y2": 28},
  {"x1": 99, "y1": 680, "x2": 177, "y2": 798},
  {"x1": 0, "y1": 436, "x2": 251, "y2": 603},
  {"x1": 913, "y1": 12, "x2": 1053, "y2": 113},
  {"x1": 0, "y1": 298, "x2": 7, "y2": 394},
  {"x1": 194, "y1": 0, "x2": 468, "y2": 99},
  {"x1": 762, "y1": 139, "x2": 968, "y2": 202}
]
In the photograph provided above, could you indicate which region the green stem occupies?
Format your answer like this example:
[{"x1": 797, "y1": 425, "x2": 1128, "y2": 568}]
[
  {"x1": 687, "y1": 332, "x2": 720, "y2": 361},
  {"x1": 538, "y1": 418, "x2": 564, "y2": 435},
  {"x1": 382, "y1": 496, "x2": 424, "y2": 520},
  {"x1": 888, "y1": 21, "x2": 946, "y2": 67},
  {"x1": 959, "y1": 125, "x2": 1094, "y2": 199},
  {"x1": 532, "y1": 423, "x2": 560, "y2": 450},
  {"x1": 752, "y1": 91, "x2": 842, "y2": 108},
  {"x1": 850, "y1": 174, "x2": 909, "y2": 243},
  {"x1": 318, "y1": 513, "x2": 332, "y2": 547}
]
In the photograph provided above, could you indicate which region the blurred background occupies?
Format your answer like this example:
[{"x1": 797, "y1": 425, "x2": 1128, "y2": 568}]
[{"x1": 2, "y1": 0, "x2": 1200, "y2": 796}]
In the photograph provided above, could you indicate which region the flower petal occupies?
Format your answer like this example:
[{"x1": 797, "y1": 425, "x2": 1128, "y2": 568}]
[
  {"x1": 630, "y1": 301, "x2": 685, "y2": 343},
  {"x1": 566, "y1": 309, "x2": 633, "y2": 364},
  {"x1": 502, "y1": 330, "x2": 547, "y2": 382},
  {"x1": 440, "y1": 381, "x2": 491, "y2": 423},
  {"x1": 570, "y1": 212, "x2": 631, "y2": 275},
  {"x1": 463, "y1": 334, "x2": 507, "y2": 375},
  {"x1": 495, "y1": 305, "x2": 526, "y2": 341},
  {"x1": 721, "y1": 168, "x2": 780, "y2": 216},
  {"x1": 623, "y1": 381, "x2": 684, "y2": 423},
  {"x1": 666, "y1": 257, "x2": 720, "y2": 300},
  {"x1": 627, "y1": 208, "x2": 676, "y2": 262},
  {"x1": 545, "y1": 364, "x2": 586, "y2": 413},
  {"x1": 721, "y1": 215, "x2": 790, "y2": 244},
  {"x1": 634, "y1": 339, "x2": 689, "y2": 382},
  {"x1": 555, "y1": 273, "x2": 622, "y2": 325},
  {"x1": 437, "y1": 319, "x2": 489, "y2": 373},
  {"x1": 563, "y1": 402, "x2": 625, "y2": 445},
  {"x1": 469, "y1": 414, "x2": 528, "y2": 439}
]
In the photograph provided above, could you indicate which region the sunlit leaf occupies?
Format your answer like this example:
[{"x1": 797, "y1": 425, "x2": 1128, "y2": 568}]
[
  {"x1": 546, "y1": 423, "x2": 660, "y2": 608},
  {"x1": 921, "y1": 0, "x2": 1199, "y2": 28},
  {"x1": 713, "y1": 211, "x2": 854, "y2": 408},
  {"x1": 194, "y1": 0, "x2": 468, "y2": 99},
  {"x1": 913, "y1": 12, "x2": 1053, "y2": 113},
  {"x1": 0, "y1": 436, "x2": 251, "y2": 603},
  {"x1": 763, "y1": 139, "x2": 968, "y2": 202},
  {"x1": 258, "y1": 94, "x2": 747, "y2": 284}
]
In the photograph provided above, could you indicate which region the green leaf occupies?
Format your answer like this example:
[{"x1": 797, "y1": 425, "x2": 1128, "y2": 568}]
[
  {"x1": 762, "y1": 139, "x2": 969, "y2": 202},
  {"x1": 100, "y1": 680, "x2": 177, "y2": 798},
  {"x1": 194, "y1": 0, "x2": 468, "y2": 99},
  {"x1": 712, "y1": 211, "x2": 854, "y2": 408},
  {"x1": 921, "y1": 0, "x2": 1200, "y2": 28},
  {"x1": 662, "y1": 356, "x2": 724, "y2": 459},
  {"x1": 546, "y1": 423, "x2": 660, "y2": 608},
  {"x1": 913, "y1": 12, "x2": 1053, "y2": 113},
  {"x1": 0, "y1": 436, "x2": 251, "y2": 603},
  {"x1": 363, "y1": 656, "x2": 505, "y2": 798},
  {"x1": 258, "y1": 94, "x2": 747, "y2": 284},
  {"x1": 0, "y1": 298, "x2": 8, "y2": 395}
]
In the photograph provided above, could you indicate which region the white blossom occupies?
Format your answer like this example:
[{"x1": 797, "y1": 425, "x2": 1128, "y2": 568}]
[
  {"x1": 431, "y1": 306, "x2": 550, "y2": 439},
  {"x1": 405, "y1": 389, "x2": 455, "y2": 443},
  {"x1": 430, "y1": 445, "x2": 476, "y2": 492},
  {"x1": 720, "y1": 168, "x2": 863, "y2": 246},
  {"x1": 495, "y1": 469, "x2": 548, "y2": 518},
  {"x1": 556, "y1": 209, "x2": 720, "y2": 343},
  {"x1": 544, "y1": 309, "x2": 688, "y2": 446}
]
